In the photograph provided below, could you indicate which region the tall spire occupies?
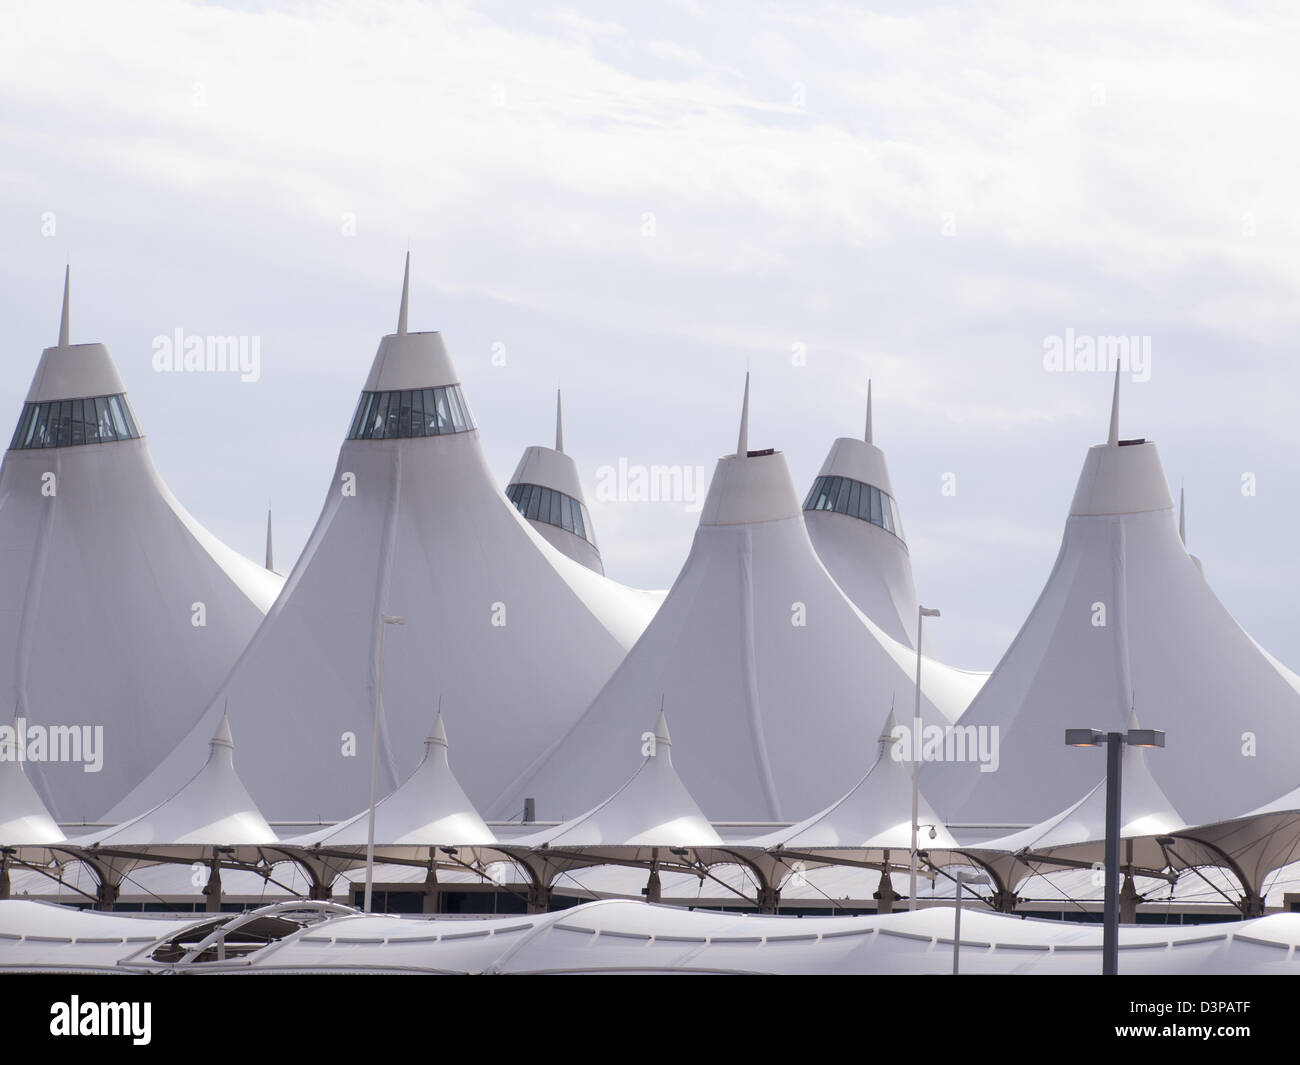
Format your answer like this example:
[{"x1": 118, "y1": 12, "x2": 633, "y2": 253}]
[
  {"x1": 265, "y1": 509, "x2": 275, "y2": 571},
  {"x1": 555, "y1": 389, "x2": 564, "y2": 453},
  {"x1": 396, "y1": 251, "x2": 410, "y2": 336},
  {"x1": 865, "y1": 379, "x2": 873, "y2": 444},
  {"x1": 58, "y1": 264, "x2": 70, "y2": 347},
  {"x1": 1107, "y1": 365, "x2": 1121, "y2": 446},
  {"x1": 1178, "y1": 484, "x2": 1186, "y2": 546},
  {"x1": 736, "y1": 372, "x2": 750, "y2": 456}
]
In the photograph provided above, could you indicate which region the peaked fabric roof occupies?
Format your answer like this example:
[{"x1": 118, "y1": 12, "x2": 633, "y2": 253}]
[
  {"x1": 965, "y1": 714, "x2": 1186, "y2": 881},
  {"x1": 506, "y1": 388, "x2": 603, "y2": 574},
  {"x1": 745, "y1": 707, "x2": 959, "y2": 851},
  {"x1": 515, "y1": 712, "x2": 721, "y2": 849},
  {"x1": 0, "y1": 271, "x2": 283, "y2": 822},
  {"x1": 931, "y1": 374, "x2": 1300, "y2": 828},
  {"x1": 291, "y1": 712, "x2": 495, "y2": 848},
  {"x1": 804, "y1": 384, "x2": 921, "y2": 648},
  {"x1": 110, "y1": 259, "x2": 660, "y2": 824},
  {"x1": 498, "y1": 378, "x2": 985, "y2": 823},
  {"x1": 78, "y1": 716, "x2": 276, "y2": 848}
]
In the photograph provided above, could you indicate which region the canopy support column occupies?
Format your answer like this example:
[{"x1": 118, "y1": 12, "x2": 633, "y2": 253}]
[
  {"x1": 526, "y1": 882, "x2": 550, "y2": 914},
  {"x1": 756, "y1": 884, "x2": 780, "y2": 914},
  {"x1": 874, "y1": 864, "x2": 895, "y2": 915},
  {"x1": 990, "y1": 889, "x2": 1018, "y2": 913},
  {"x1": 203, "y1": 857, "x2": 223, "y2": 913},
  {"x1": 423, "y1": 857, "x2": 441, "y2": 915},
  {"x1": 1119, "y1": 874, "x2": 1140, "y2": 924},
  {"x1": 642, "y1": 850, "x2": 662, "y2": 904},
  {"x1": 1240, "y1": 892, "x2": 1266, "y2": 918},
  {"x1": 96, "y1": 877, "x2": 119, "y2": 912}
]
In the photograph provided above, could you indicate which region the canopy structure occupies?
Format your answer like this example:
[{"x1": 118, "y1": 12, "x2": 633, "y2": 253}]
[
  {"x1": 1171, "y1": 784, "x2": 1300, "y2": 917},
  {"x1": 961, "y1": 713, "x2": 1191, "y2": 911},
  {"x1": 929, "y1": 370, "x2": 1300, "y2": 830},
  {"x1": 63, "y1": 715, "x2": 279, "y2": 910},
  {"x1": 281, "y1": 711, "x2": 505, "y2": 904},
  {"x1": 504, "y1": 711, "x2": 727, "y2": 909},
  {"x1": 109, "y1": 257, "x2": 662, "y2": 825},
  {"x1": 498, "y1": 375, "x2": 986, "y2": 825},
  {"x1": 6, "y1": 897, "x2": 1300, "y2": 975},
  {"x1": 803, "y1": 382, "x2": 920, "y2": 648},
  {"x1": 506, "y1": 389, "x2": 603, "y2": 573},
  {"x1": 732, "y1": 706, "x2": 959, "y2": 910},
  {"x1": 0, "y1": 269, "x2": 282, "y2": 823}
]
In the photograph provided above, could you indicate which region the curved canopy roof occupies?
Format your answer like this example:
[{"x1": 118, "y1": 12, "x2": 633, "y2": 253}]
[
  {"x1": 76, "y1": 715, "x2": 275, "y2": 849},
  {"x1": 498, "y1": 377, "x2": 984, "y2": 823},
  {"x1": 110, "y1": 258, "x2": 660, "y2": 825},
  {"x1": 515, "y1": 712, "x2": 721, "y2": 850},
  {"x1": 803, "y1": 382, "x2": 920, "y2": 648},
  {"x1": 930, "y1": 371, "x2": 1300, "y2": 829},
  {"x1": 290, "y1": 712, "x2": 495, "y2": 849},
  {"x1": 0, "y1": 270, "x2": 282, "y2": 822},
  {"x1": 506, "y1": 389, "x2": 603, "y2": 574}
]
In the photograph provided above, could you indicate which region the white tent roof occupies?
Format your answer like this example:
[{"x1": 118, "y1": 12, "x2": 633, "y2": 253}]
[
  {"x1": 498, "y1": 378, "x2": 985, "y2": 823},
  {"x1": 109, "y1": 258, "x2": 660, "y2": 825},
  {"x1": 77, "y1": 715, "x2": 275, "y2": 848},
  {"x1": 803, "y1": 383, "x2": 921, "y2": 648},
  {"x1": 290, "y1": 712, "x2": 495, "y2": 848},
  {"x1": 963, "y1": 714, "x2": 1188, "y2": 893},
  {"x1": 745, "y1": 707, "x2": 959, "y2": 851},
  {"x1": 515, "y1": 712, "x2": 721, "y2": 849},
  {"x1": 0, "y1": 270, "x2": 282, "y2": 822},
  {"x1": 506, "y1": 389, "x2": 603, "y2": 574},
  {"x1": 8, "y1": 897, "x2": 1300, "y2": 975},
  {"x1": 0, "y1": 718, "x2": 64, "y2": 845},
  {"x1": 930, "y1": 373, "x2": 1300, "y2": 829}
]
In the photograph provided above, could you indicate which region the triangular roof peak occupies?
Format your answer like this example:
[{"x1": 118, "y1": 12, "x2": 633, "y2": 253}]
[
  {"x1": 23, "y1": 269, "x2": 128, "y2": 405},
  {"x1": 360, "y1": 256, "x2": 460, "y2": 392}
]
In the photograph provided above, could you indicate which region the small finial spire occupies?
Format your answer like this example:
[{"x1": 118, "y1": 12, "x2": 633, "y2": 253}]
[
  {"x1": 555, "y1": 389, "x2": 564, "y2": 453},
  {"x1": 265, "y1": 509, "x2": 275, "y2": 571},
  {"x1": 397, "y1": 252, "x2": 410, "y2": 336},
  {"x1": 58, "y1": 264, "x2": 70, "y2": 347},
  {"x1": 211, "y1": 706, "x2": 234, "y2": 750},
  {"x1": 427, "y1": 702, "x2": 448, "y2": 749},
  {"x1": 1178, "y1": 484, "x2": 1186, "y2": 546},
  {"x1": 736, "y1": 372, "x2": 750, "y2": 456},
  {"x1": 865, "y1": 380, "x2": 873, "y2": 444},
  {"x1": 878, "y1": 694, "x2": 898, "y2": 754},
  {"x1": 1107, "y1": 365, "x2": 1121, "y2": 446},
  {"x1": 653, "y1": 708, "x2": 671, "y2": 751}
]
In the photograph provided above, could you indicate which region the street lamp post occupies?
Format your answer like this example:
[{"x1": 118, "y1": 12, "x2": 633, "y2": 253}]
[
  {"x1": 364, "y1": 613, "x2": 405, "y2": 914},
  {"x1": 1064, "y1": 726, "x2": 1165, "y2": 975},
  {"x1": 910, "y1": 605, "x2": 940, "y2": 911},
  {"x1": 951, "y1": 870, "x2": 990, "y2": 975}
]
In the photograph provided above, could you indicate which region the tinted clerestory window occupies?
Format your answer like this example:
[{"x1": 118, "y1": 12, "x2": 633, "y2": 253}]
[
  {"x1": 10, "y1": 394, "x2": 141, "y2": 450},
  {"x1": 347, "y1": 385, "x2": 476, "y2": 440},
  {"x1": 506, "y1": 482, "x2": 598, "y2": 549},
  {"x1": 803, "y1": 474, "x2": 906, "y2": 542}
]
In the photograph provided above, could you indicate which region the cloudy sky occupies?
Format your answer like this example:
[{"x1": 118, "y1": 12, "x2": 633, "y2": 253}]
[{"x1": 3, "y1": 0, "x2": 1299, "y2": 669}]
